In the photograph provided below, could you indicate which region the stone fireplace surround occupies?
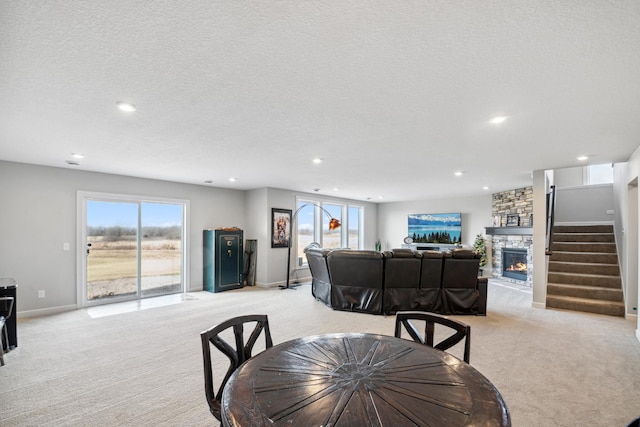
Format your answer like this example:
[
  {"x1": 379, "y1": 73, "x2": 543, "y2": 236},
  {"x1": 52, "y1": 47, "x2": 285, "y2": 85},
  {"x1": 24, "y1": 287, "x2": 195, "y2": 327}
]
[
  {"x1": 489, "y1": 232, "x2": 533, "y2": 286},
  {"x1": 486, "y1": 187, "x2": 534, "y2": 287}
]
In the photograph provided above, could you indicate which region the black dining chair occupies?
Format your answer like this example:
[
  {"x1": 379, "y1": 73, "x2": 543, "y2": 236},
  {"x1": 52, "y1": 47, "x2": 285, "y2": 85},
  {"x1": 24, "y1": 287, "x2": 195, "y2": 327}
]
[
  {"x1": 394, "y1": 310, "x2": 471, "y2": 363},
  {"x1": 200, "y1": 314, "x2": 273, "y2": 422},
  {"x1": 627, "y1": 416, "x2": 640, "y2": 427},
  {"x1": 0, "y1": 296, "x2": 15, "y2": 367}
]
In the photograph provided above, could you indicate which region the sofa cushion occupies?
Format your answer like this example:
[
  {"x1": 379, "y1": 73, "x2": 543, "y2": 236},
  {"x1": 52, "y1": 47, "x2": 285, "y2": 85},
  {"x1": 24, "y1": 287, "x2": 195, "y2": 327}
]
[{"x1": 327, "y1": 250, "x2": 384, "y2": 314}]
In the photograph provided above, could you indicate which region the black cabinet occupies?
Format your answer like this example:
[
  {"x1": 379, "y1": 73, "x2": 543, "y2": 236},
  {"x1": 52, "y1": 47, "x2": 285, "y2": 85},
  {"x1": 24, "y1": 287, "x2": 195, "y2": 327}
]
[
  {"x1": 0, "y1": 278, "x2": 17, "y2": 349},
  {"x1": 203, "y1": 229, "x2": 243, "y2": 292}
]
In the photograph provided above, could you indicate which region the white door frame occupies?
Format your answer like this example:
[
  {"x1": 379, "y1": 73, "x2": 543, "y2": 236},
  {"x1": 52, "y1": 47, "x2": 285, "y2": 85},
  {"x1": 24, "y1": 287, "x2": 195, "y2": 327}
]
[{"x1": 76, "y1": 191, "x2": 189, "y2": 308}]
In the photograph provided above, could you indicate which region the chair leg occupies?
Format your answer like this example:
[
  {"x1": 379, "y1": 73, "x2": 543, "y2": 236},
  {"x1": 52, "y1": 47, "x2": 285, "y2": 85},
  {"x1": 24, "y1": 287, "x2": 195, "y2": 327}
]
[
  {"x1": 2, "y1": 325, "x2": 8, "y2": 353},
  {"x1": 0, "y1": 328, "x2": 4, "y2": 367},
  {"x1": 0, "y1": 324, "x2": 8, "y2": 366}
]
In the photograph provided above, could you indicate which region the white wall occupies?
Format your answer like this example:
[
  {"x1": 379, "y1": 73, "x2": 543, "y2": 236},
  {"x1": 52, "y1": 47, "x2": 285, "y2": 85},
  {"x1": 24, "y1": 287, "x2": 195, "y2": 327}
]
[
  {"x1": 0, "y1": 161, "x2": 245, "y2": 315},
  {"x1": 554, "y1": 166, "x2": 584, "y2": 187},
  {"x1": 244, "y1": 188, "x2": 269, "y2": 285},
  {"x1": 532, "y1": 169, "x2": 549, "y2": 308},
  {"x1": 377, "y1": 195, "x2": 492, "y2": 251},
  {"x1": 554, "y1": 184, "x2": 615, "y2": 223},
  {"x1": 624, "y1": 147, "x2": 640, "y2": 340}
]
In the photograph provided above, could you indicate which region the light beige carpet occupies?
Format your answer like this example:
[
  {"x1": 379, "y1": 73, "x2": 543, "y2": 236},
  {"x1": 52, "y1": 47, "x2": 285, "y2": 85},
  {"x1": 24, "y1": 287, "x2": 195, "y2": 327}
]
[{"x1": 1, "y1": 280, "x2": 639, "y2": 426}]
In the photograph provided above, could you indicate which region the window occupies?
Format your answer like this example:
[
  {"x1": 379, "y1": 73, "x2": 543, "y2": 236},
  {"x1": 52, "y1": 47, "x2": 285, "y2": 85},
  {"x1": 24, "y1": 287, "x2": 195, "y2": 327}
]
[
  {"x1": 322, "y1": 203, "x2": 342, "y2": 249},
  {"x1": 348, "y1": 206, "x2": 361, "y2": 249},
  {"x1": 79, "y1": 191, "x2": 188, "y2": 307},
  {"x1": 586, "y1": 163, "x2": 613, "y2": 185},
  {"x1": 295, "y1": 199, "x2": 363, "y2": 262}
]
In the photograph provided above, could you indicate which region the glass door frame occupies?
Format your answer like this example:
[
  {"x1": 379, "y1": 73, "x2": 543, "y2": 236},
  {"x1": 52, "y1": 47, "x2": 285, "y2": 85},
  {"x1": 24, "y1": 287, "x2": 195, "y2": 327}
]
[{"x1": 76, "y1": 191, "x2": 190, "y2": 308}]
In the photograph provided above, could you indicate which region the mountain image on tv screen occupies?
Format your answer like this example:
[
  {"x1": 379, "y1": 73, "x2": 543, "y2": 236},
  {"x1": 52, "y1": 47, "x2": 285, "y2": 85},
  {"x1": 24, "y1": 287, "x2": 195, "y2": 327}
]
[{"x1": 408, "y1": 213, "x2": 462, "y2": 244}]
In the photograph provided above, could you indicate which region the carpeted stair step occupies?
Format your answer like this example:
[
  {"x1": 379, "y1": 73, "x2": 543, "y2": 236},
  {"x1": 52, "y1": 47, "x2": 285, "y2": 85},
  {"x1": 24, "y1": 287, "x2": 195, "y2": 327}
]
[
  {"x1": 547, "y1": 271, "x2": 622, "y2": 288},
  {"x1": 552, "y1": 233, "x2": 614, "y2": 243},
  {"x1": 551, "y1": 242, "x2": 616, "y2": 253},
  {"x1": 553, "y1": 225, "x2": 613, "y2": 234},
  {"x1": 549, "y1": 251, "x2": 618, "y2": 264},
  {"x1": 548, "y1": 261, "x2": 620, "y2": 276},
  {"x1": 547, "y1": 283, "x2": 624, "y2": 302},
  {"x1": 546, "y1": 295, "x2": 625, "y2": 317},
  {"x1": 547, "y1": 224, "x2": 623, "y2": 318}
]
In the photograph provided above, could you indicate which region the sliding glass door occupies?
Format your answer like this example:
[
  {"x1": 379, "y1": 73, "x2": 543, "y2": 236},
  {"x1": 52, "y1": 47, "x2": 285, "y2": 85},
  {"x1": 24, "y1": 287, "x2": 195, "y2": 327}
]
[
  {"x1": 80, "y1": 193, "x2": 187, "y2": 306},
  {"x1": 86, "y1": 200, "x2": 139, "y2": 300},
  {"x1": 140, "y1": 202, "x2": 183, "y2": 298}
]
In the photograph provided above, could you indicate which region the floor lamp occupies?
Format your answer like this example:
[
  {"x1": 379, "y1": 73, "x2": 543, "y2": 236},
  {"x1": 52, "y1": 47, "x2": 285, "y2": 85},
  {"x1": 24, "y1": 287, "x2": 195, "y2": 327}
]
[{"x1": 280, "y1": 203, "x2": 341, "y2": 290}]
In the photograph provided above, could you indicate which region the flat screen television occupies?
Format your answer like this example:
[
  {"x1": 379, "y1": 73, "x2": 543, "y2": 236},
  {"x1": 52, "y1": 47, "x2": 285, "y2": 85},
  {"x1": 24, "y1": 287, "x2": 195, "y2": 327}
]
[{"x1": 408, "y1": 213, "x2": 462, "y2": 244}]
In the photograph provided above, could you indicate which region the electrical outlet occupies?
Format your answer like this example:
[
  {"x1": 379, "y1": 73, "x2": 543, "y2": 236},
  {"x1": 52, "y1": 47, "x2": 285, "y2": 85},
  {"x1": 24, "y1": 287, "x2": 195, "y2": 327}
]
[
  {"x1": 63, "y1": 242, "x2": 70, "y2": 251},
  {"x1": 606, "y1": 209, "x2": 614, "y2": 214},
  {"x1": 38, "y1": 290, "x2": 45, "y2": 298}
]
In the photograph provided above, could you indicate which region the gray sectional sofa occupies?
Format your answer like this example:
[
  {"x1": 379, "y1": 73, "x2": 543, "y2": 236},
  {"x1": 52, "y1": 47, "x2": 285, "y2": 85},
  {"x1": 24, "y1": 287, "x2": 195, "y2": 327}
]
[{"x1": 304, "y1": 245, "x2": 488, "y2": 316}]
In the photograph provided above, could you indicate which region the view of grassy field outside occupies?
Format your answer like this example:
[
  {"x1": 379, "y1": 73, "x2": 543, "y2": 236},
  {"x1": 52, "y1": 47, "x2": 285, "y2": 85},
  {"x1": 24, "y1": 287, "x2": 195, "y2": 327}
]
[
  {"x1": 87, "y1": 232, "x2": 182, "y2": 300},
  {"x1": 86, "y1": 200, "x2": 183, "y2": 301},
  {"x1": 296, "y1": 231, "x2": 359, "y2": 259}
]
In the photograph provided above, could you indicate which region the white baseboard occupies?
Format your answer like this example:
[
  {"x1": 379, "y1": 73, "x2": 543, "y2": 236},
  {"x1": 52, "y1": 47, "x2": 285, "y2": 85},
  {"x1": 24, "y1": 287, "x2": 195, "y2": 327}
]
[
  {"x1": 532, "y1": 302, "x2": 546, "y2": 309},
  {"x1": 18, "y1": 304, "x2": 77, "y2": 319}
]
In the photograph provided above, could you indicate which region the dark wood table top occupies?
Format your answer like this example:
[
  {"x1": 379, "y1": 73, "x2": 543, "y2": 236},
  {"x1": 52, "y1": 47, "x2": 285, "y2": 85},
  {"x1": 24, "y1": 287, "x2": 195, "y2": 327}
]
[{"x1": 221, "y1": 332, "x2": 511, "y2": 426}]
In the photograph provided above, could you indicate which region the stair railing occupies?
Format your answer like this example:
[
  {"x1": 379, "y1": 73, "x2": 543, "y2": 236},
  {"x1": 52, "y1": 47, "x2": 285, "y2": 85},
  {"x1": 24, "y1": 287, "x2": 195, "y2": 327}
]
[{"x1": 545, "y1": 185, "x2": 557, "y2": 255}]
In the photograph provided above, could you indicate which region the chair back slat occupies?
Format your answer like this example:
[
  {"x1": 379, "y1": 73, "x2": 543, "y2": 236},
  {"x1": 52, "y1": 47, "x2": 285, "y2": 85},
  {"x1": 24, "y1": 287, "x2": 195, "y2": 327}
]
[{"x1": 395, "y1": 311, "x2": 471, "y2": 363}]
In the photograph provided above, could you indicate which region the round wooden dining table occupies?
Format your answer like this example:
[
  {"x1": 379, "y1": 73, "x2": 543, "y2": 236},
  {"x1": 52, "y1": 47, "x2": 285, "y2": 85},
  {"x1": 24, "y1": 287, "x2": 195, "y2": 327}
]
[{"x1": 221, "y1": 332, "x2": 510, "y2": 426}]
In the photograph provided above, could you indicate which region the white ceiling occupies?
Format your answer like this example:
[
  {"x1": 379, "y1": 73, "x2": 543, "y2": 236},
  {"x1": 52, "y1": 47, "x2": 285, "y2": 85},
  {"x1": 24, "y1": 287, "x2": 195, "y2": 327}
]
[{"x1": 1, "y1": 1, "x2": 639, "y2": 202}]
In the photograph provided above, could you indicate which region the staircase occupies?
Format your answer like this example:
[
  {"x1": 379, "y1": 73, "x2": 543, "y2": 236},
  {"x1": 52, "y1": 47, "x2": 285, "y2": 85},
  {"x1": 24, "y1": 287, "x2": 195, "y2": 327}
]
[{"x1": 546, "y1": 224, "x2": 625, "y2": 317}]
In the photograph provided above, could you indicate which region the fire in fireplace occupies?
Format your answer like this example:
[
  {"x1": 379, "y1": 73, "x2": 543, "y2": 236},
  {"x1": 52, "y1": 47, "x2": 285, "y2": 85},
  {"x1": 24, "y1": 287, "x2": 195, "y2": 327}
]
[{"x1": 502, "y1": 248, "x2": 528, "y2": 281}]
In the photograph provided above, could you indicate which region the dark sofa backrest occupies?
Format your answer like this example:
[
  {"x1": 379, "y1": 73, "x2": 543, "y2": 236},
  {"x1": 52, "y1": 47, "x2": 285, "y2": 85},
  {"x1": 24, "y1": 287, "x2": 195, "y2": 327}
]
[
  {"x1": 327, "y1": 250, "x2": 384, "y2": 288},
  {"x1": 304, "y1": 247, "x2": 332, "y2": 284},
  {"x1": 419, "y1": 250, "x2": 445, "y2": 289},
  {"x1": 383, "y1": 249, "x2": 422, "y2": 289},
  {"x1": 442, "y1": 249, "x2": 481, "y2": 289}
]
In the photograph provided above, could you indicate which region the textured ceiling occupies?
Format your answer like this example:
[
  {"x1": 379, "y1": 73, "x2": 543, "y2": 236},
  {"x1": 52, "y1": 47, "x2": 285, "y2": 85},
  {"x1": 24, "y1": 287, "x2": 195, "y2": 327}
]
[{"x1": 1, "y1": 1, "x2": 640, "y2": 202}]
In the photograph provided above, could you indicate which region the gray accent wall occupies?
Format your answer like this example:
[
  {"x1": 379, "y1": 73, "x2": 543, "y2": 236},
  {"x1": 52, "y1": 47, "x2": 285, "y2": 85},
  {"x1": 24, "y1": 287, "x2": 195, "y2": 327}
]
[
  {"x1": 0, "y1": 161, "x2": 245, "y2": 315},
  {"x1": 0, "y1": 161, "x2": 379, "y2": 315}
]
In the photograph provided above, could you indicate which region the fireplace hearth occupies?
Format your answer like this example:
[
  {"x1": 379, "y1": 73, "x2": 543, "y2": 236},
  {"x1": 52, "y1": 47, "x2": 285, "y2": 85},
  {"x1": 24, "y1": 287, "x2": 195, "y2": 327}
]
[{"x1": 502, "y1": 248, "x2": 528, "y2": 281}]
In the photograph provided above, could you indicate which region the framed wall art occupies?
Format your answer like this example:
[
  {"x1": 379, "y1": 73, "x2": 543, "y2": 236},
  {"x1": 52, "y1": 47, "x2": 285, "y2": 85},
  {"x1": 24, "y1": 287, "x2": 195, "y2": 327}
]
[
  {"x1": 506, "y1": 214, "x2": 520, "y2": 227},
  {"x1": 271, "y1": 208, "x2": 291, "y2": 248}
]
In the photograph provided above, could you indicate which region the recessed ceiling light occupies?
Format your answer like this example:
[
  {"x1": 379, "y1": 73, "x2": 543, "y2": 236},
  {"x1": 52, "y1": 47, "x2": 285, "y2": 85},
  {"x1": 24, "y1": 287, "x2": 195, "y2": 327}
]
[
  {"x1": 229, "y1": 177, "x2": 236, "y2": 182},
  {"x1": 489, "y1": 116, "x2": 507, "y2": 124},
  {"x1": 71, "y1": 153, "x2": 84, "y2": 159},
  {"x1": 577, "y1": 155, "x2": 589, "y2": 161},
  {"x1": 116, "y1": 101, "x2": 136, "y2": 112},
  {"x1": 482, "y1": 186, "x2": 489, "y2": 190},
  {"x1": 454, "y1": 171, "x2": 464, "y2": 176},
  {"x1": 312, "y1": 158, "x2": 323, "y2": 164},
  {"x1": 333, "y1": 187, "x2": 339, "y2": 191},
  {"x1": 378, "y1": 196, "x2": 384, "y2": 199}
]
